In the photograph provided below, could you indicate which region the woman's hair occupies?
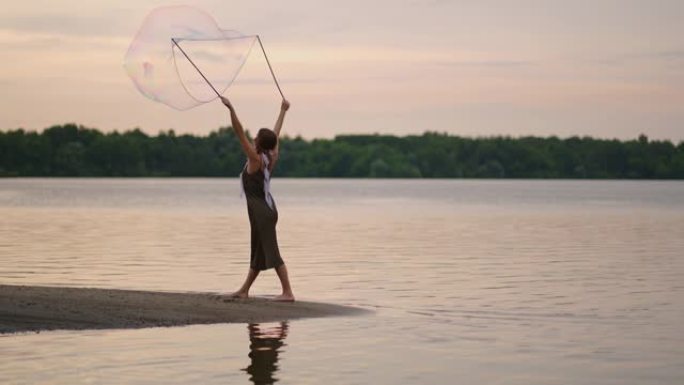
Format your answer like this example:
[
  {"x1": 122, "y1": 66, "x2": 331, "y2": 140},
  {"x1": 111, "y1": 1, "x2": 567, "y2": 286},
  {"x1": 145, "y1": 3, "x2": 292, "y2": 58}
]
[{"x1": 256, "y1": 128, "x2": 277, "y2": 153}]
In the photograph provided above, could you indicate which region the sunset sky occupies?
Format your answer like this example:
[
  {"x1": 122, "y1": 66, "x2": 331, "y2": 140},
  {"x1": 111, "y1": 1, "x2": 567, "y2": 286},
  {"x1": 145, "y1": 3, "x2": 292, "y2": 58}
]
[{"x1": 1, "y1": 0, "x2": 683, "y2": 140}]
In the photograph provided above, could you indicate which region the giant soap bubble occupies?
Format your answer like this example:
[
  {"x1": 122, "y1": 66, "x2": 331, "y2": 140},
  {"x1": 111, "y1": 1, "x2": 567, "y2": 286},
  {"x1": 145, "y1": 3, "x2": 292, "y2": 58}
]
[{"x1": 123, "y1": 6, "x2": 283, "y2": 110}]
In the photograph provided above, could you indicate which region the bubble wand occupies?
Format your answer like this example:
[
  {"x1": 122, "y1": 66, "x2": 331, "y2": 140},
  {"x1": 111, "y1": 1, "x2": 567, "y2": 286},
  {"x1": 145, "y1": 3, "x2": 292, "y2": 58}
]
[
  {"x1": 171, "y1": 38, "x2": 221, "y2": 98},
  {"x1": 171, "y1": 36, "x2": 285, "y2": 100}
]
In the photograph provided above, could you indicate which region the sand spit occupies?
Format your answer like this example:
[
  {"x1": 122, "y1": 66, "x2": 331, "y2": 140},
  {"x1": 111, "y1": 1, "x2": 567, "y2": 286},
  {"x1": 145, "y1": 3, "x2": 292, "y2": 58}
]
[{"x1": 0, "y1": 284, "x2": 369, "y2": 334}]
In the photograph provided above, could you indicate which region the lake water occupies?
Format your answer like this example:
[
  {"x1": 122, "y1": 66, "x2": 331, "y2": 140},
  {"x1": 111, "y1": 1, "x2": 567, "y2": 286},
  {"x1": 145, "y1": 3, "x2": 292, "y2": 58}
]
[{"x1": 1, "y1": 178, "x2": 683, "y2": 384}]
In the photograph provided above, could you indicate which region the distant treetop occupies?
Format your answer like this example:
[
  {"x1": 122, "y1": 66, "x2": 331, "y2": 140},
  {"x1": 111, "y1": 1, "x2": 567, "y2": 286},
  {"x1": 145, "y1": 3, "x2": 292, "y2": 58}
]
[{"x1": 1, "y1": 124, "x2": 682, "y2": 178}]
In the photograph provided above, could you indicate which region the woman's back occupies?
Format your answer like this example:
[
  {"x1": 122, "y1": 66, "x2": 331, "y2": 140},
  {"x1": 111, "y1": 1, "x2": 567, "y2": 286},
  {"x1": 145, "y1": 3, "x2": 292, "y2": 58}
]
[{"x1": 242, "y1": 168, "x2": 267, "y2": 200}]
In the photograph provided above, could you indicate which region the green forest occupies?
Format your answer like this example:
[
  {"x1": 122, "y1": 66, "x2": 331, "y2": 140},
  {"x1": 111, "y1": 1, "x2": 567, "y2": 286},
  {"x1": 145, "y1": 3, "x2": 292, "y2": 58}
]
[{"x1": 1, "y1": 124, "x2": 683, "y2": 178}]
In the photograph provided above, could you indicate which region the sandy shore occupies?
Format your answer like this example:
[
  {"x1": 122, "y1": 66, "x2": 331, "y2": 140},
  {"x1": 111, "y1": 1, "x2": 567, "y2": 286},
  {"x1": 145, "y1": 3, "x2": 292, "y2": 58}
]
[{"x1": 0, "y1": 285, "x2": 369, "y2": 334}]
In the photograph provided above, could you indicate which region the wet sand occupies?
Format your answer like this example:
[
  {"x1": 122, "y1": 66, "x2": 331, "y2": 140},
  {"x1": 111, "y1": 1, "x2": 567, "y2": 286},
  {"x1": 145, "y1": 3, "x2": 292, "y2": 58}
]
[{"x1": 0, "y1": 285, "x2": 369, "y2": 334}]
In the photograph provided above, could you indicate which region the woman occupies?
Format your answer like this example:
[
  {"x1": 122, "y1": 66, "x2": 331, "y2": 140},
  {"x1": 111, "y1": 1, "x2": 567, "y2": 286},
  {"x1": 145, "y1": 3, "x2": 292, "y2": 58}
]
[{"x1": 220, "y1": 95, "x2": 295, "y2": 302}]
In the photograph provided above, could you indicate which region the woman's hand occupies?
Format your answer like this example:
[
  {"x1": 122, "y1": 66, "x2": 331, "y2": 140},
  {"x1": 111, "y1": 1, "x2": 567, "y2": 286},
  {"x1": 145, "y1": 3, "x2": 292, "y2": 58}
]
[
  {"x1": 281, "y1": 99, "x2": 290, "y2": 112},
  {"x1": 220, "y1": 96, "x2": 233, "y2": 111}
]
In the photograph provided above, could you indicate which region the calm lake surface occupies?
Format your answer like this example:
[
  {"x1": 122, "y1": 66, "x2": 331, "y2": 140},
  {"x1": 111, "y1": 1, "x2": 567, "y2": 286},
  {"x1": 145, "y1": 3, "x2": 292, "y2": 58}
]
[{"x1": 1, "y1": 178, "x2": 683, "y2": 384}]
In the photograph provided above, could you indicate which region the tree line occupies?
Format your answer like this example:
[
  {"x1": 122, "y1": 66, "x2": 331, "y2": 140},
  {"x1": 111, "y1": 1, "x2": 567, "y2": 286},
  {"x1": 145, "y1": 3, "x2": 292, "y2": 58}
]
[{"x1": 1, "y1": 124, "x2": 683, "y2": 178}]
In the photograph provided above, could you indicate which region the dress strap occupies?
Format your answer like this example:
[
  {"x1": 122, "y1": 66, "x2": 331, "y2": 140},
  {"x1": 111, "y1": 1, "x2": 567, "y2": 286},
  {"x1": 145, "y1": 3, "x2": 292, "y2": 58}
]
[
  {"x1": 239, "y1": 161, "x2": 247, "y2": 198},
  {"x1": 261, "y1": 153, "x2": 275, "y2": 210}
]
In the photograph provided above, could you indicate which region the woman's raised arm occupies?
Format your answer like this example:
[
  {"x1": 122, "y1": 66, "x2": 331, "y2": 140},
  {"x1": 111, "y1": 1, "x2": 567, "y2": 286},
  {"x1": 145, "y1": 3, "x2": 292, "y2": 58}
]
[
  {"x1": 221, "y1": 96, "x2": 259, "y2": 163},
  {"x1": 272, "y1": 99, "x2": 290, "y2": 158},
  {"x1": 273, "y1": 99, "x2": 290, "y2": 138}
]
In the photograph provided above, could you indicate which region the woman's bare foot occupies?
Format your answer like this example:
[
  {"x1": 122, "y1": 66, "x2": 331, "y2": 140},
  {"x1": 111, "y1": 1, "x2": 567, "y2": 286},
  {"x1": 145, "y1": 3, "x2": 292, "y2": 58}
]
[
  {"x1": 214, "y1": 291, "x2": 248, "y2": 301},
  {"x1": 273, "y1": 293, "x2": 295, "y2": 302},
  {"x1": 230, "y1": 290, "x2": 249, "y2": 299}
]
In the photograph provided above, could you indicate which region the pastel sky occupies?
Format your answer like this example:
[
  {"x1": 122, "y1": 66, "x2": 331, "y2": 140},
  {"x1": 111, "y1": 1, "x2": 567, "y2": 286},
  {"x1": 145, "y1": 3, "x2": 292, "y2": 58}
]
[{"x1": 1, "y1": 0, "x2": 683, "y2": 140}]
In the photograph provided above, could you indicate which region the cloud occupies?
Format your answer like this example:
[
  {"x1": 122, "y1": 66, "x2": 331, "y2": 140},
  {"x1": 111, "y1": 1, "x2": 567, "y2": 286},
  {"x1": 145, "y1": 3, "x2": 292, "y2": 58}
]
[
  {"x1": 234, "y1": 77, "x2": 328, "y2": 85},
  {"x1": 416, "y1": 0, "x2": 452, "y2": 6},
  {"x1": 646, "y1": 50, "x2": 684, "y2": 59},
  {"x1": 0, "y1": 28, "x2": 127, "y2": 51},
  {"x1": 0, "y1": 6, "x2": 136, "y2": 39},
  {"x1": 0, "y1": 15, "x2": 106, "y2": 36},
  {"x1": 437, "y1": 60, "x2": 535, "y2": 68},
  {"x1": 185, "y1": 50, "x2": 226, "y2": 63},
  {"x1": 596, "y1": 50, "x2": 684, "y2": 66},
  {"x1": 0, "y1": 33, "x2": 62, "y2": 50}
]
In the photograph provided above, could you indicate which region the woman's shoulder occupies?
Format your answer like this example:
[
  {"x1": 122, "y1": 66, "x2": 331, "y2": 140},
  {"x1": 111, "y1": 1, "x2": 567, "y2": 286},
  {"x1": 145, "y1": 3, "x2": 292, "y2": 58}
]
[{"x1": 245, "y1": 157, "x2": 264, "y2": 175}]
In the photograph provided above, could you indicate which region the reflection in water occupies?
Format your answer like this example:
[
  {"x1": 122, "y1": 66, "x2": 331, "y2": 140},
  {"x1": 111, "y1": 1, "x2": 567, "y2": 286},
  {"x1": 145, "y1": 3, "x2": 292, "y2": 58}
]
[{"x1": 242, "y1": 322, "x2": 289, "y2": 385}]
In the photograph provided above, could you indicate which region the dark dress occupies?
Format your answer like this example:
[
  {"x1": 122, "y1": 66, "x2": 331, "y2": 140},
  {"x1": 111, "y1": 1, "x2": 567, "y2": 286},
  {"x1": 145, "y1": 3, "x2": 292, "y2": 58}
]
[{"x1": 241, "y1": 163, "x2": 284, "y2": 271}]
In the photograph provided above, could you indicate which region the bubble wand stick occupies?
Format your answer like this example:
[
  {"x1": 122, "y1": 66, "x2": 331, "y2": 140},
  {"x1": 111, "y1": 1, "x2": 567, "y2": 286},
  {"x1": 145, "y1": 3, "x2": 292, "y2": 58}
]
[
  {"x1": 256, "y1": 35, "x2": 285, "y2": 99},
  {"x1": 171, "y1": 38, "x2": 221, "y2": 97}
]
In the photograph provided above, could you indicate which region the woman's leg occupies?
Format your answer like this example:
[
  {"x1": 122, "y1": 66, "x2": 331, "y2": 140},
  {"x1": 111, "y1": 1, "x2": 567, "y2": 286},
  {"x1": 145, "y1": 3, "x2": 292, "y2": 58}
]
[
  {"x1": 274, "y1": 264, "x2": 295, "y2": 302},
  {"x1": 230, "y1": 268, "x2": 260, "y2": 298}
]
